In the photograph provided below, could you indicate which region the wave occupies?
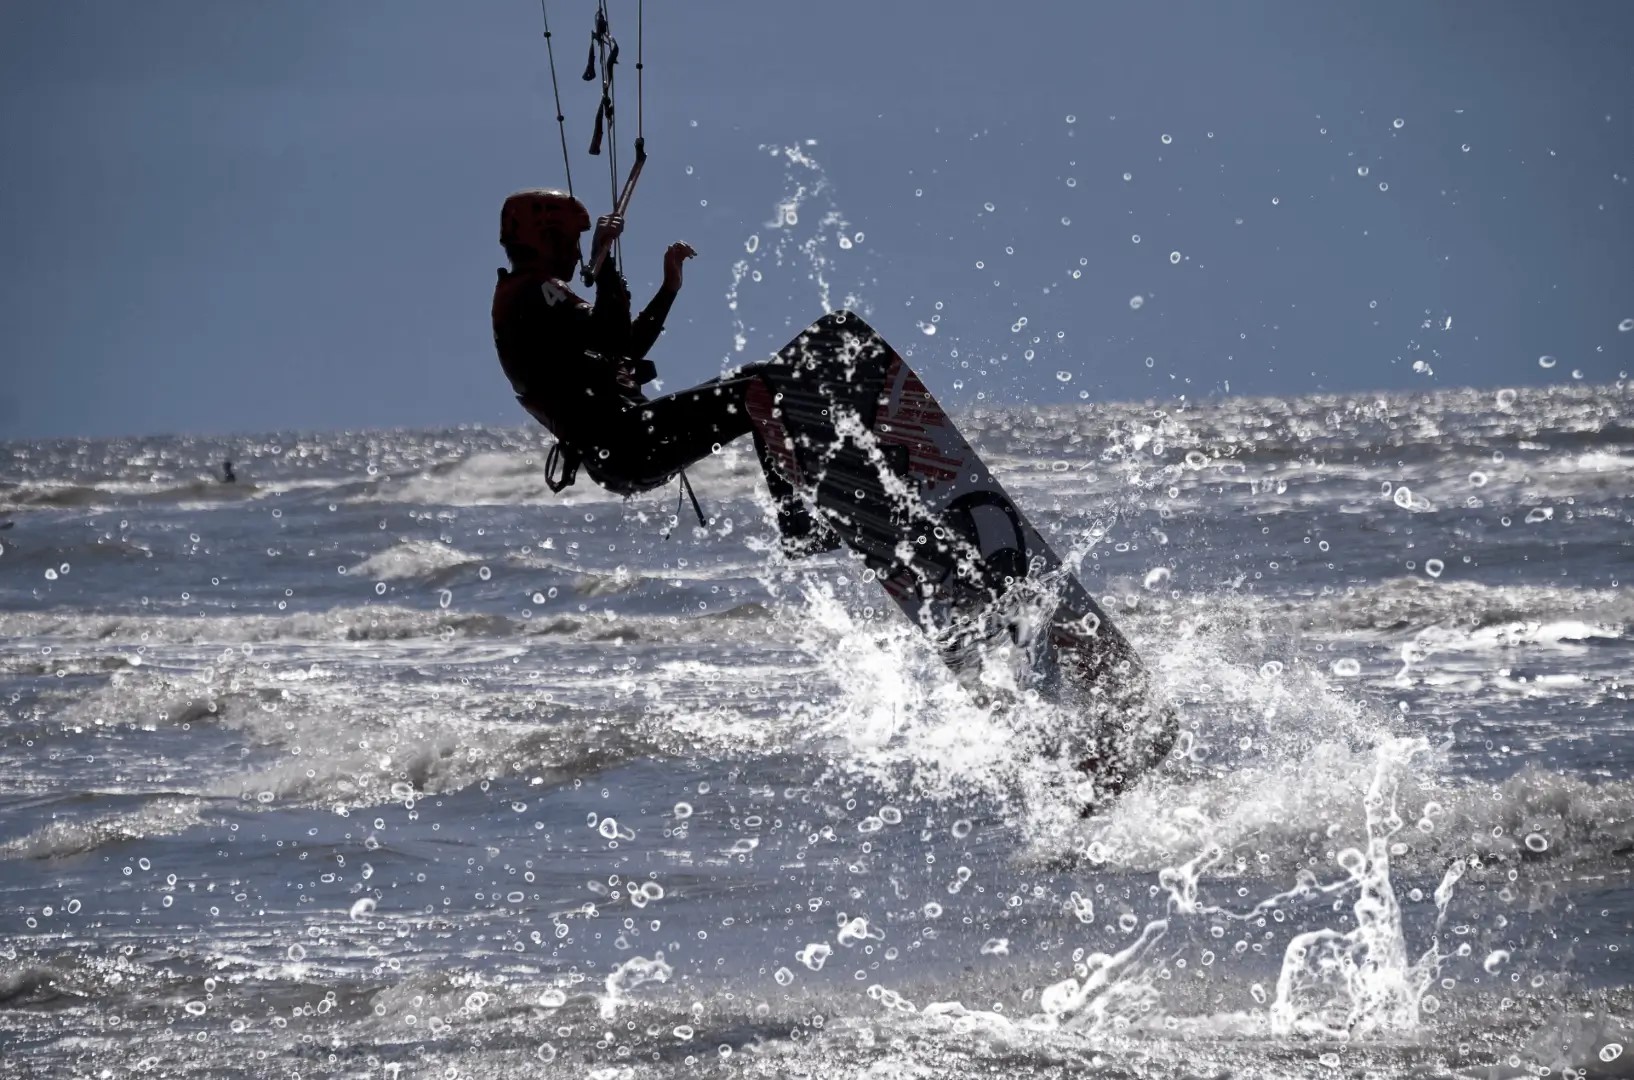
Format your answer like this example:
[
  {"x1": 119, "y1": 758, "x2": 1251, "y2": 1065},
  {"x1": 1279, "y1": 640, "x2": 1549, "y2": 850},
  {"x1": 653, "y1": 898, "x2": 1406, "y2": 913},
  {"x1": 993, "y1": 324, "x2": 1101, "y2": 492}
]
[
  {"x1": 0, "y1": 478, "x2": 266, "y2": 513},
  {"x1": 0, "y1": 601, "x2": 776, "y2": 657},
  {"x1": 358, "y1": 445, "x2": 766, "y2": 508},
  {"x1": 0, "y1": 796, "x2": 205, "y2": 861},
  {"x1": 359, "y1": 451, "x2": 615, "y2": 508},
  {"x1": 1282, "y1": 577, "x2": 1633, "y2": 642},
  {"x1": 349, "y1": 540, "x2": 481, "y2": 582},
  {"x1": 1045, "y1": 737, "x2": 1634, "y2": 879}
]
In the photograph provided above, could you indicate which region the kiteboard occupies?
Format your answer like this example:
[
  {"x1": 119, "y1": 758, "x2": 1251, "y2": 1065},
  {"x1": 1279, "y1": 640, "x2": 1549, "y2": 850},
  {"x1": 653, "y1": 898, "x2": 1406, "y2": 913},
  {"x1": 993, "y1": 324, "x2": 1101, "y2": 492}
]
[{"x1": 744, "y1": 311, "x2": 1177, "y2": 803}]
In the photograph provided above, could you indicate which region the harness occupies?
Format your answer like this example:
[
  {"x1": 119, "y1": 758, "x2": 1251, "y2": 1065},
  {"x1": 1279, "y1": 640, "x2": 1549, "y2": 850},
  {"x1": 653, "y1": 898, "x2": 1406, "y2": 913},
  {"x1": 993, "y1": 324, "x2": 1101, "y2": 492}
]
[
  {"x1": 543, "y1": 440, "x2": 582, "y2": 494},
  {"x1": 519, "y1": 394, "x2": 705, "y2": 529}
]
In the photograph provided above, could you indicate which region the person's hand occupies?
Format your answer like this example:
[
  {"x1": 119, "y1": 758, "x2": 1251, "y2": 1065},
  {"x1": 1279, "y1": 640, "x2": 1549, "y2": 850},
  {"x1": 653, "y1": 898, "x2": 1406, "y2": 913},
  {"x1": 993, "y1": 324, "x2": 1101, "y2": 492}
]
[
  {"x1": 592, "y1": 214, "x2": 624, "y2": 256},
  {"x1": 662, "y1": 242, "x2": 696, "y2": 291}
]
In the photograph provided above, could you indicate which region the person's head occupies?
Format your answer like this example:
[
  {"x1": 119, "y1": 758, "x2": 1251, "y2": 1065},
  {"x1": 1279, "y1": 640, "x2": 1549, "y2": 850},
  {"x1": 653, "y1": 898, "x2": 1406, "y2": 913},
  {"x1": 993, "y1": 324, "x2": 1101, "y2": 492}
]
[{"x1": 500, "y1": 189, "x2": 590, "y2": 277}]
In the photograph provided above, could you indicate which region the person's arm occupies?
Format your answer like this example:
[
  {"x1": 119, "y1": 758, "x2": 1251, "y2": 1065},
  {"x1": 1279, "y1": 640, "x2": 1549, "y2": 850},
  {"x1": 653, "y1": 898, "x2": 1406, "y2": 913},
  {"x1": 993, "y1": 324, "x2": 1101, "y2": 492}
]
[
  {"x1": 627, "y1": 242, "x2": 697, "y2": 366},
  {"x1": 627, "y1": 286, "x2": 677, "y2": 363}
]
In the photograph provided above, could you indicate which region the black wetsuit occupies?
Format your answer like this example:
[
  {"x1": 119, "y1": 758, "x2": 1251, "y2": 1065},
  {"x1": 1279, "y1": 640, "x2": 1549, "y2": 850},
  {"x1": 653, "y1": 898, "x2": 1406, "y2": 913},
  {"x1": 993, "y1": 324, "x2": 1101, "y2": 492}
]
[{"x1": 492, "y1": 257, "x2": 828, "y2": 544}]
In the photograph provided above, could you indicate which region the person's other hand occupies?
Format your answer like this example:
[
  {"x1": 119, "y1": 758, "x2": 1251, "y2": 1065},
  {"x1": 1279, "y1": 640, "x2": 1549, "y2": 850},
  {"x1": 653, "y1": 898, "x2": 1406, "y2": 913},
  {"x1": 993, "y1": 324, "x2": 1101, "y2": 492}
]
[{"x1": 662, "y1": 242, "x2": 696, "y2": 291}]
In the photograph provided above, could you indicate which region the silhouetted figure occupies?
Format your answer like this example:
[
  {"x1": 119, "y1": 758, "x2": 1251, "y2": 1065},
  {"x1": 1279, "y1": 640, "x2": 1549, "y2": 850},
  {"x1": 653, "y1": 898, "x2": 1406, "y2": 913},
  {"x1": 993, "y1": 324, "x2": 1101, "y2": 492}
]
[
  {"x1": 491, "y1": 188, "x2": 837, "y2": 556},
  {"x1": 222, "y1": 460, "x2": 236, "y2": 484}
]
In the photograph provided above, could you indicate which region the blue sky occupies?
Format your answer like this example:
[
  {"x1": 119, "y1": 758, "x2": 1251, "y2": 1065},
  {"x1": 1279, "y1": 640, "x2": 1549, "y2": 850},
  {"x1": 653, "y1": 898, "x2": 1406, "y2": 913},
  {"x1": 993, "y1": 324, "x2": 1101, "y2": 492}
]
[{"x1": 2, "y1": 0, "x2": 1630, "y2": 438}]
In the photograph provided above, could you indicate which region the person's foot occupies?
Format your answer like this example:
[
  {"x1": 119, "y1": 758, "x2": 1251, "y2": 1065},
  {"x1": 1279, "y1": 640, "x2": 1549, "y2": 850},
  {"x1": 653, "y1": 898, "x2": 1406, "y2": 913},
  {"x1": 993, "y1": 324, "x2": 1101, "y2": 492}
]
[{"x1": 777, "y1": 505, "x2": 842, "y2": 559}]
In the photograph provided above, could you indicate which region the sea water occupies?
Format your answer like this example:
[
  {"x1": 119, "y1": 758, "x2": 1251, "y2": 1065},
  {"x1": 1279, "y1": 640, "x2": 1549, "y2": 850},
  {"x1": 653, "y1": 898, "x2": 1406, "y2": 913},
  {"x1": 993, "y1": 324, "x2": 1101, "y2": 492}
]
[{"x1": 2, "y1": 383, "x2": 1631, "y2": 1077}]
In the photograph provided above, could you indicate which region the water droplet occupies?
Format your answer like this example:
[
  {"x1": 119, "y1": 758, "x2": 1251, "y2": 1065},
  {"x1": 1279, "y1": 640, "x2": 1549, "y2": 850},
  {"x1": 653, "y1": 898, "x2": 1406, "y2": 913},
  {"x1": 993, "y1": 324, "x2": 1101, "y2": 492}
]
[
  {"x1": 1055, "y1": 371, "x2": 1072, "y2": 382},
  {"x1": 1393, "y1": 486, "x2": 1414, "y2": 509},
  {"x1": 1271, "y1": 196, "x2": 1280, "y2": 205},
  {"x1": 745, "y1": 234, "x2": 759, "y2": 254},
  {"x1": 1169, "y1": 251, "x2": 1181, "y2": 264},
  {"x1": 1378, "y1": 182, "x2": 1389, "y2": 192},
  {"x1": 673, "y1": 802, "x2": 693, "y2": 819},
  {"x1": 1161, "y1": 133, "x2": 1173, "y2": 145},
  {"x1": 1131, "y1": 234, "x2": 1141, "y2": 244},
  {"x1": 796, "y1": 942, "x2": 831, "y2": 970},
  {"x1": 1601, "y1": 1044, "x2": 1624, "y2": 1063},
  {"x1": 1538, "y1": 355, "x2": 1557, "y2": 369},
  {"x1": 478, "y1": 565, "x2": 492, "y2": 581},
  {"x1": 1461, "y1": 143, "x2": 1471, "y2": 153},
  {"x1": 983, "y1": 201, "x2": 995, "y2": 213},
  {"x1": 1122, "y1": 171, "x2": 1133, "y2": 182},
  {"x1": 1468, "y1": 471, "x2": 1488, "y2": 487},
  {"x1": 1129, "y1": 295, "x2": 1144, "y2": 310},
  {"x1": 1066, "y1": 177, "x2": 1077, "y2": 188},
  {"x1": 1065, "y1": 114, "x2": 1076, "y2": 124},
  {"x1": 288, "y1": 944, "x2": 306, "y2": 962},
  {"x1": 918, "y1": 322, "x2": 937, "y2": 336},
  {"x1": 350, "y1": 898, "x2": 377, "y2": 921},
  {"x1": 1358, "y1": 165, "x2": 1370, "y2": 177},
  {"x1": 1425, "y1": 558, "x2": 1445, "y2": 578},
  {"x1": 1525, "y1": 832, "x2": 1548, "y2": 852},
  {"x1": 1331, "y1": 658, "x2": 1361, "y2": 677},
  {"x1": 1495, "y1": 388, "x2": 1517, "y2": 409},
  {"x1": 1393, "y1": 117, "x2": 1405, "y2": 129},
  {"x1": 1619, "y1": 318, "x2": 1634, "y2": 332}
]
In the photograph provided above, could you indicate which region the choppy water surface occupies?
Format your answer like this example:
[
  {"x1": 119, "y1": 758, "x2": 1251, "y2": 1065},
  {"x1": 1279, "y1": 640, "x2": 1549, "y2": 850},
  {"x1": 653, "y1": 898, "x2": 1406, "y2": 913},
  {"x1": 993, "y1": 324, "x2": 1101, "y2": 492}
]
[{"x1": 2, "y1": 383, "x2": 1631, "y2": 1078}]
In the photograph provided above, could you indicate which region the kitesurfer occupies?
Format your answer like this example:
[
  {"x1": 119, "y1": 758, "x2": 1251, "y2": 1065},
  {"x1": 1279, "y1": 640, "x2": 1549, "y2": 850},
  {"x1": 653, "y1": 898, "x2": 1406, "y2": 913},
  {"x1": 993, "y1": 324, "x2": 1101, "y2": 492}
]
[{"x1": 491, "y1": 188, "x2": 837, "y2": 555}]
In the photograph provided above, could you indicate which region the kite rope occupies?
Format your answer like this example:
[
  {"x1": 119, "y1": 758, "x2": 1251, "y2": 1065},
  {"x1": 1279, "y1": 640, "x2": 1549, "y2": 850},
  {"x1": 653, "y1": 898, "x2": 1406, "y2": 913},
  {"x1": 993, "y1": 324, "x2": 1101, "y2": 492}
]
[{"x1": 536, "y1": 0, "x2": 574, "y2": 197}]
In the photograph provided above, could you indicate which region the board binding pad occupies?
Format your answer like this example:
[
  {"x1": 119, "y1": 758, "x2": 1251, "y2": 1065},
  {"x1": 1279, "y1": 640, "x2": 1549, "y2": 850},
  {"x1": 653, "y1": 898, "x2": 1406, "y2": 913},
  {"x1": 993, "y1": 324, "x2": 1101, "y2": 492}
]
[{"x1": 744, "y1": 311, "x2": 1177, "y2": 803}]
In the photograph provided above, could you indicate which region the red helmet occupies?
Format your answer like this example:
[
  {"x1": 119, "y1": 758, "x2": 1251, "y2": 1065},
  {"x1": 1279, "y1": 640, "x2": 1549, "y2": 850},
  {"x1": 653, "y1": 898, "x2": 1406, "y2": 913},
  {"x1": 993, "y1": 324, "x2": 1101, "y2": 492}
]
[{"x1": 500, "y1": 189, "x2": 590, "y2": 257}]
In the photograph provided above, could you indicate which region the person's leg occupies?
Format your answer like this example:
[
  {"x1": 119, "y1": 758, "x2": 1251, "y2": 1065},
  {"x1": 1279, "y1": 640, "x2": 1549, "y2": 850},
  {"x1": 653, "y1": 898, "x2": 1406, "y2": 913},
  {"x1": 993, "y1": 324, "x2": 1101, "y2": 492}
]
[
  {"x1": 587, "y1": 374, "x2": 838, "y2": 553},
  {"x1": 589, "y1": 374, "x2": 758, "y2": 482}
]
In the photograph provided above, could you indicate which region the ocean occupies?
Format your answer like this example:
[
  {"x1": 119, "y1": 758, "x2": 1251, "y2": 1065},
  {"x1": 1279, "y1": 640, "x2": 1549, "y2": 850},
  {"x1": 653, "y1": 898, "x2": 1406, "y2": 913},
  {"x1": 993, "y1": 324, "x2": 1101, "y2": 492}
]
[{"x1": 1, "y1": 381, "x2": 1630, "y2": 1077}]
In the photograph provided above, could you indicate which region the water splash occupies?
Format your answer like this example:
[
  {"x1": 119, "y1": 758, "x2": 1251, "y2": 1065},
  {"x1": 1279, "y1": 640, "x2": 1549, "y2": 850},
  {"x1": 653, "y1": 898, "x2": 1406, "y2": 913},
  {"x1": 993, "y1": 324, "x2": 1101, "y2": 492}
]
[{"x1": 726, "y1": 142, "x2": 875, "y2": 358}]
